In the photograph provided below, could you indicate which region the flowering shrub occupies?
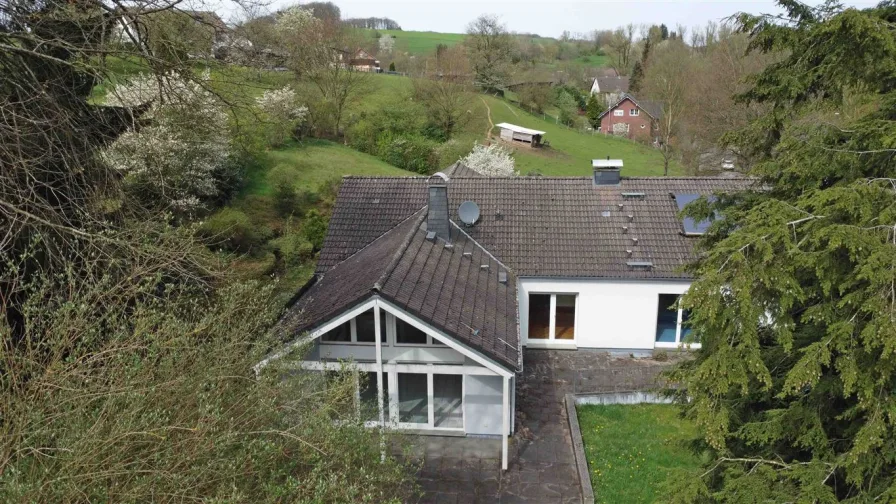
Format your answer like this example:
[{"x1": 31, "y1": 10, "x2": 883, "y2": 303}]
[
  {"x1": 256, "y1": 86, "x2": 308, "y2": 147},
  {"x1": 276, "y1": 5, "x2": 317, "y2": 34},
  {"x1": 104, "y1": 72, "x2": 233, "y2": 216},
  {"x1": 378, "y1": 35, "x2": 395, "y2": 54},
  {"x1": 461, "y1": 143, "x2": 516, "y2": 176}
]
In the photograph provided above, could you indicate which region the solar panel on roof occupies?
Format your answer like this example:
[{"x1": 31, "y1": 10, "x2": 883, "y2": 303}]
[{"x1": 673, "y1": 193, "x2": 715, "y2": 235}]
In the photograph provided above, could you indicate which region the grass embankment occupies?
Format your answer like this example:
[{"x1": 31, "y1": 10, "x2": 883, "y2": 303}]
[
  {"x1": 577, "y1": 404, "x2": 704, "y2": 503},
  {"x1": 242, "y1": 140, "x2": 411, "y2": 197},
  {"x1": 228, "y1": 139, "x2": 414, "y2": 303},
  {"x1": 482, "y1": 94, "x2": 682, "y2": 176},
  {"x1": 373, "y1": 29, "x2": 466, "y2": 55},
  {"x1": 368, "y1": 74, "x2": 680, "y2": 176}
]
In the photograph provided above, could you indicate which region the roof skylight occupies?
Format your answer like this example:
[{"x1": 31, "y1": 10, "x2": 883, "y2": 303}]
[{"x1": 673, "y1": 193, "x2": 715, "y2": 235}]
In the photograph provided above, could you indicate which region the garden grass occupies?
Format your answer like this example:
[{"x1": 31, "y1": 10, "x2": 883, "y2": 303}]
[
  {"x1": 364, "y1": 73, "x2": 680, "y2": 176},
  {"x1": 240, "y1": 139, "x2": 414, "y2": 198},
  {"x1": 577, "y1": 403, "x2": 704, "y2": 504},
  {"x1": 478, "y1": 94, "x2": 682, "y2": 176},
  {"x1": 372, "y1": 29, "x2": 466, "y2": 55}
]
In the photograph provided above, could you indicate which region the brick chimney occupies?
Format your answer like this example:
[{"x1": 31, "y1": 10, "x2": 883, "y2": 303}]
[{"x1": 427, "y1": 173, "x2": 450, "y2": 241}]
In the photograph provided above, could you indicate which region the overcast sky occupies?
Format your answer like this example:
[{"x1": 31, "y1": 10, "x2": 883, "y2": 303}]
[{"x1": 245, "y1": 0, "x2": 878, "y2": 38}]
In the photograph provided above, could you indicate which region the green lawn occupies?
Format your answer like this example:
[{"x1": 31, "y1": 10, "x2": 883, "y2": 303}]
[
  {"x1": 373, "y1": 29, "x2": 466, "y2": 55},
  {"x1": 481, "y1": 94, "x2": 681, "y2": 176},
  {"x1": 577, "y1": 404, "x2": 704, "y2": 504},
  {"x1": 226, "y1": 140, "x2": 415, "y2": 305},
  {"x1": 241, "y1": 139, "x2": 414, "y2": 198},
  {"x1": 364, "y1": 74, "x2": 678, "y2": 176}
]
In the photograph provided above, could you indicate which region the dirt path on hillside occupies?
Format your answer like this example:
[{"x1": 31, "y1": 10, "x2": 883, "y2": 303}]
[{"x1": 479, "y1": 96, "x2": 494, "y2": 141}]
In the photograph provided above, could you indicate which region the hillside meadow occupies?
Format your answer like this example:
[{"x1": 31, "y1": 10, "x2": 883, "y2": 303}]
[{"x1": 366, "y1": 73, "x2": 681, "y2": 176}]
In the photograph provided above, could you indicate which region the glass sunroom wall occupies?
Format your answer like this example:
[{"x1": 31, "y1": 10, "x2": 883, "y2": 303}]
[
  {"x1": 397, "y1": 373, "x2": 428, "y2": 424},
  {"x1": 433, "y1": 374, "x2": 463, "y2": 428},
  {"x1": 359, "y1": 371, "x2": 388, "y2": 422}
]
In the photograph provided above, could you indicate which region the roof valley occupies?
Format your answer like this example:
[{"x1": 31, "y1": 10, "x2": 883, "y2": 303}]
[{"x1": 373, "y1": 208, "x2": 427, "y2": 292}]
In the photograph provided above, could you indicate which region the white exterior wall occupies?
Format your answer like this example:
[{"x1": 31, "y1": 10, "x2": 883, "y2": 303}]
[{"x1": 518, "y1": 277, "x2": 692, "y2": 351}]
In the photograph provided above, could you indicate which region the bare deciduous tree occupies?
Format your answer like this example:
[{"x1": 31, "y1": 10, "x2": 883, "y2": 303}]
[
  {"x1": 642, "y1": 41, "x2": 691, "y2": 175},
  {"x1": 464, "y1": 14, "x2": 514, "y2": 92},
  {"x1": 413, "y1": 45, "x2": 474, "y2": 140},
  {"x1": 606, "y1": 23, "x2": 637, "y2": 74},
  {"x1": 277, "y1": 6, "x2": 372, "y2": 137}
]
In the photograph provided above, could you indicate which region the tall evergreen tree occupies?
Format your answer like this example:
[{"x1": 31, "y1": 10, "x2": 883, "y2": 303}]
[
  {"x1": 667, "y1": 1, "x2": 896, "y2": 501},
  {"x1": 629, "y1": 60, "x2": 644, "y2": 94},
  {"x1": 586, "y1": 93, "x2": 603, "y2": 129},
  {"x1": 629, "y1": 37, "x2": 651, "y2": 93}
]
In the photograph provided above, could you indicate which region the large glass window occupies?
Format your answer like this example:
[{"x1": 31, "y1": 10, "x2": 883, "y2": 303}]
[
  {"x1": 528, "y1": 294, "x2": 551, "y2": 339},
  {"x1": 555, "y1": 295, "x2": 576, "y2": 340},
  {"x1": 398, "y1": 373, "x2": 428, "y2": 424},
  {"x1": 528, "y1": 293, "x2": 577, "y2": 341},
  {"x1": 359, "y1": 371, "x2": 386, "y2": 421},
  {"x1": 680, "y1": 309, "x2": 693, "y2": 343},
  {"x1": 433, "y1": 375, "x2": 463, "y2": 428},
  {"x1": 321, "y1": 321, "x2": 351, "y2": 342},
  {"x1": 656, "y1": 294, "x2": 693, "y2": 344},
  {"x1": 395, "y1": 318, "x2": 428, "y2": 345},
  {"x1": 355, "y1": 309, "x2": 386, "y2": 343}
]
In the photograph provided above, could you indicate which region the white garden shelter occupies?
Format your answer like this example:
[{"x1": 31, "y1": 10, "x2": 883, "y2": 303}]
[{"x1": 496, "y1": 123, "x2": 546, "y2": 148}]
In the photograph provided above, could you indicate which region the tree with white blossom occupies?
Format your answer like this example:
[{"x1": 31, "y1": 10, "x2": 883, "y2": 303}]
[
  {"x1": 256, "y1": 86, "x2": 308, "y2": 147},
  {"x1": 461, "y1": 143, "x2": 516, "y2": 176},
  {"x1": 104, "y1": 71, "x2": 233, "y2": 215}
]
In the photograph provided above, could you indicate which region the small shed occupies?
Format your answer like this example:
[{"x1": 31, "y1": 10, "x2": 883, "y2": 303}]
[{"x1": 495, "y1": 123, "x2": 546, "y2": 148}]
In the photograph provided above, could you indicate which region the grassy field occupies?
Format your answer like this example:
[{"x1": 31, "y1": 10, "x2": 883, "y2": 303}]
[
  {"x1": 481, "y1": 94, "x2": 681, "y2": 176},
  {"x1": 374, "y1": 29, "x2": 466, "y2": 55},
  {"x1": 577, "y1": 404, "x2": 704, "y2": 503},
  {"x1": 226, "y1": 139, "x2": 415, "y2": 304},
  {"x1": 242, "y1": 139, "x2": 414, "y2": 198},
  {"x1": 365, "y1": 74, "x2": 679, "y2": 176}
]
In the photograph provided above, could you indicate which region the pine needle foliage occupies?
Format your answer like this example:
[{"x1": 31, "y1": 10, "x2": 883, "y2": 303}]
[{"x1": 665, "y1": 1, "x2": 896, "y2": 501}]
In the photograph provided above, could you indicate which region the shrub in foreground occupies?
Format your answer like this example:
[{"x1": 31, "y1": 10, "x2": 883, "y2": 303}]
[{"x1": 0, "y1": 273, "x2": 417, "y2": 503}]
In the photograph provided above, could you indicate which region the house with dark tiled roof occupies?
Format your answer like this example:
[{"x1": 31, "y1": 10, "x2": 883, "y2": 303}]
[
  {"x1": 590, "y1": 75, "x2": 630, "y2": 107},
  {"x1": 258, "y1": 160, "x2": 754, "y2": 470}
]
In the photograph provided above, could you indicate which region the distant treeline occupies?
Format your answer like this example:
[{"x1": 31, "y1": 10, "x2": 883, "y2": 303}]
[{"x1": 344, "y1": 17, "x2": 401, "y2": 30}]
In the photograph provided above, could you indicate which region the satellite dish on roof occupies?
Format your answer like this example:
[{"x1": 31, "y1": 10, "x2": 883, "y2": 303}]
[{"x1": 458, "y1": 201, "x2": 480, "y2": 226}]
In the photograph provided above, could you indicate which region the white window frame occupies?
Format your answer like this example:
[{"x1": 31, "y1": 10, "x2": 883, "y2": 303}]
[
  {"x1": 320, "y1": 310, "x2": 384, "y2": 346},
  {"x1": 630, "y1": 108, "x2": 640, "y2": 116},
  {"x1": 393, "y1": 315, "x2": 443, "y2": 347},
  {"x1": 390, "y1": 368, "x2": 465, "y2": 432},
  {"x1": 257, "y1": 296, "x2": 516, "y2": 471},
  {"x1": 654, "y1": 294, "x2": 699, "y2": 349},
  {"x1": 613, "y1": 109, "x2": 624, "y2": 117},
  {"x1": 525, "y1": 292, "x2": 578, "y2": 347}
]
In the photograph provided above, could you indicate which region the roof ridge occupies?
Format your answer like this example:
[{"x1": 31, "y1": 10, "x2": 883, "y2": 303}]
[{"x1": 373, "y1": 207, "x2": 428, "y2": 291}]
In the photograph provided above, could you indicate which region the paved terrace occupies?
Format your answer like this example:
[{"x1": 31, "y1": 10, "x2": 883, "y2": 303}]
[{"x1": 408, "y1": 349, "x2": 679, "y2": 503}]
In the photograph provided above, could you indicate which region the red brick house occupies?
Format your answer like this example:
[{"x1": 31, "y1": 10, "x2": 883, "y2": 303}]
[{"x1": 596, "y1": 93, "x2": 663, "y2": 143}]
